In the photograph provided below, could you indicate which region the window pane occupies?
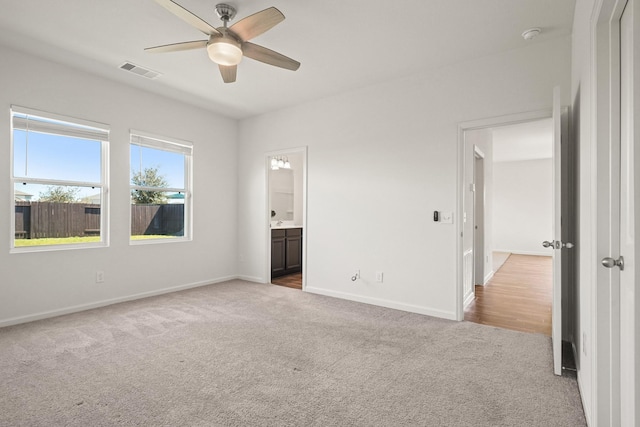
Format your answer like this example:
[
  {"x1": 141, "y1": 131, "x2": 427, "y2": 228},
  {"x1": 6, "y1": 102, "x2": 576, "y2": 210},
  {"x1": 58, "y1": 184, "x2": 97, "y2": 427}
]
[
  {"x1": 130, "y1": 191, "x2": 185, "y2": 240},
  {"x1": 14, "y1": 183, "x2": 102, "y2": 247},
  {"x1": 13, "y1": 130, "x2": 101, "y2": 182},
  {"x1": 130, "y1": 145, "x2": 185, "y2": 189}
]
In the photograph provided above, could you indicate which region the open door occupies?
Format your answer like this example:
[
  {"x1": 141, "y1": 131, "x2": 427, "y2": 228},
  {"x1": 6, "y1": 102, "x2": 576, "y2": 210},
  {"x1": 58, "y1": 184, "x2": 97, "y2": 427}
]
[
  {"x1": 543, "y1": 86, "x2": 569, "y2": 376},
  {"x1": 551, "y1": 86, "x2": 563, "y2": 376}
]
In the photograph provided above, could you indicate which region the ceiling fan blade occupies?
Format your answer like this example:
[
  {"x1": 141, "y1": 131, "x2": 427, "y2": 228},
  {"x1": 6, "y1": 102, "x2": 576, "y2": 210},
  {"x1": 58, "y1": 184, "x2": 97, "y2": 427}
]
[
  {"x1": 154, "y1": 0, "x2": 221, "y2": 36},
  {"x1": 229, "y1": 7, "x2": 284, "y2": 41},
  {"x1": 219, "y1": 65, "x2": 237, "y2": 83},
  {"x1": 242, "y1": 42, "x2": 300, "y2": 71},
  {"x1": 145, "y1": 40, "x2": 208, "y2": 53}
]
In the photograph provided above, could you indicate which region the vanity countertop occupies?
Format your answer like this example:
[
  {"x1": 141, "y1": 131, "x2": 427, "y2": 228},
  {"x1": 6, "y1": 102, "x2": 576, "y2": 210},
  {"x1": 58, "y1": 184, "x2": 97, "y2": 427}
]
[{"x1": 271, "y1": 224, "x2": 303, "y2": 230}]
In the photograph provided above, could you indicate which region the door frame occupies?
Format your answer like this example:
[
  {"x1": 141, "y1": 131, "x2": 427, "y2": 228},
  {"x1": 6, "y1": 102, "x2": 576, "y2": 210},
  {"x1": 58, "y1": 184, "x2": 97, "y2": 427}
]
[
  {"x1": 619, "y1": 2, "x2": 637, "y2": 423},
  {"x1": 456, "y1": 109, "x2": 552, "y2": 321},
  {"x1": 590, "y1": 0, "x2": 627, "y2": 424},
  {"x1": 264, "y1": 146, "x2": 308, "y2": 289}
]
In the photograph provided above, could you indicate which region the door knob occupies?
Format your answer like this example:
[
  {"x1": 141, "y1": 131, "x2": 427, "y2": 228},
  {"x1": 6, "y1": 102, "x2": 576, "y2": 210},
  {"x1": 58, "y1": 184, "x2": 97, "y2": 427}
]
[
  {"x1": 602, "y1": 256, "x2": 624, "y2": 271},
  {"x1": 542, "y1": 240, "x2": 574, "y2": 249}
]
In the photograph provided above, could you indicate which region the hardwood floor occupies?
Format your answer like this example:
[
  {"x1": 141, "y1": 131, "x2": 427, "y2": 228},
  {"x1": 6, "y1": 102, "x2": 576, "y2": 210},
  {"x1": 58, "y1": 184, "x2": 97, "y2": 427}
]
[
  {"x1": 271, "y1": 272, "x2": 302, "y2": 290},
  {"x1": 464, "y1": 254, "x2": 552, "y2": 336}
]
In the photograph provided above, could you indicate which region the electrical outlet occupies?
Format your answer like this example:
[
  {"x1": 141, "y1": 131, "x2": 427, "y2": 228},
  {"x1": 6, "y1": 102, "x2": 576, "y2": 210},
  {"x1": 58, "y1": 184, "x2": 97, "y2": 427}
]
[
  {"x1": 375, "y1": 271, "x2": 384, "y2": 283},
  {"x1": 96, "y1": 271, "x2": 104, "y2": 283}
]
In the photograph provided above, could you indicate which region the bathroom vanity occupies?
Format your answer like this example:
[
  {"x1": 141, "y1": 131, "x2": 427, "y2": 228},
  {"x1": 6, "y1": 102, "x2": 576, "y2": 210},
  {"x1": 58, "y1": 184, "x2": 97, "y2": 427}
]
[{"x1": 271, "y1": 227, "x2": 302, "y2": 278}]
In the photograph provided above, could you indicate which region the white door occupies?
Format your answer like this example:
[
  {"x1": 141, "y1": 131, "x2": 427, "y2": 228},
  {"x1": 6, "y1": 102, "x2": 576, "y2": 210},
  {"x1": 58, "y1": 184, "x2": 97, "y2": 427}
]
[
  {"x1": 549, "y1": 86, "x2": 563, "y2": 376},
  {"x1": 473, "y1": 148, "x2": 485, "y2": 286},
  {"x1": 618, "y1": 0, "x2": 637, "y2": 422}
]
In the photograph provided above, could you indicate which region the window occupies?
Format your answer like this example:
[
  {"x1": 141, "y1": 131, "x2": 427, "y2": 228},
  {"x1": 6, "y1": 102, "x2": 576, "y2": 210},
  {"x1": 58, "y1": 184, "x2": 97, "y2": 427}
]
[
  {"x1": 130, "y1": 131, "x2": 192, "y2": 242},
  {"x1": 11, "y1": 106, "x2": 109, "y2": 250}
]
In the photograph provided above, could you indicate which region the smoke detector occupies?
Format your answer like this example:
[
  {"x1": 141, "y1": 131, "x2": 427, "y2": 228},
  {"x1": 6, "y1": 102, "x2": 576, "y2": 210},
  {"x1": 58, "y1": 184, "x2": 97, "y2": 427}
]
[{"x1": 521, "y1": 28, "x2": 541, "y2": 41}]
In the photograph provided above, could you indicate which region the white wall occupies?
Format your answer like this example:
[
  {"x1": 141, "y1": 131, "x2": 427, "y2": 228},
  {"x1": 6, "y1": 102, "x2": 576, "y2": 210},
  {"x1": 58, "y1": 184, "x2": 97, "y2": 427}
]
[
  {"x1": 238, "y1": 38, "x2": 571, "y2": 319},
  {"x1": 290, "y1": 152, "x2": 304, "y2": 226},
  {"x1": 493, "y1": 159, "x2": 553, "y2": 255},
  {"x1": 0, "y1": 45, "x2": 238, "y2": 326}
]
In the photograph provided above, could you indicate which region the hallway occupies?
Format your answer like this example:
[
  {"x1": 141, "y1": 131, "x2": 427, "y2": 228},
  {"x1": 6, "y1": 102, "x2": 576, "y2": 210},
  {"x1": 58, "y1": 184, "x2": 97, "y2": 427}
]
[{"x1": 464, "y1": 254, "x2": 552, "y2": 335}]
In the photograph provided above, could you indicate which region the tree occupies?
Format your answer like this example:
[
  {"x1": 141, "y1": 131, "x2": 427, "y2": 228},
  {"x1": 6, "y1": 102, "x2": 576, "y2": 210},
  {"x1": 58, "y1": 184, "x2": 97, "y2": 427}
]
[
  {"x1": 131, "y1": 167, "x2": 169, "y2": 204},
  {"x1": 39, "y1": 186, "x2": 79, "y2": 203}
]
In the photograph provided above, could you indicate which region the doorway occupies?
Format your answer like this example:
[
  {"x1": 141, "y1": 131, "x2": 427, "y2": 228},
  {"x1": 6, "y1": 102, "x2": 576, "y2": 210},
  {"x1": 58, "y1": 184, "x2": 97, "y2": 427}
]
[
  {"x1": 266, "y1": 147, "x2": 307, "y2": 290},
  {"x1": 462, "y1": 119, "x2": 555, "y2": 335}
]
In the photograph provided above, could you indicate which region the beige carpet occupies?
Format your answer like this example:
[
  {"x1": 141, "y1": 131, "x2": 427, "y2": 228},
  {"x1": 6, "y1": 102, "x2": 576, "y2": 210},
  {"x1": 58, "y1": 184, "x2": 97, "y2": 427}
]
[{"x1": 0, "y1": 280, "x2": 585, "y2": 426}]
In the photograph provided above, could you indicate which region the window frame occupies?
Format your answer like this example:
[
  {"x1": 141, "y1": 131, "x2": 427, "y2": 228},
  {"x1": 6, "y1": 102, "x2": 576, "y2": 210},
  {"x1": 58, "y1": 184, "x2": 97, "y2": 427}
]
[
  {"x1": 129, "y1": 129, "x2": 192, "y2": 245},
  {"x1": 10, "y1": 106, "x2": 109, "y2": 253}
]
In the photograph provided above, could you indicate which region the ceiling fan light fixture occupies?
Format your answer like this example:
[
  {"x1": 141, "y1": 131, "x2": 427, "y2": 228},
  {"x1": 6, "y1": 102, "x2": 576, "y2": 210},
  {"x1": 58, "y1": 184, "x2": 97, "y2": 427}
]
[{"x1": 207, "y1": 37, "x2": 243, "y2": 66}]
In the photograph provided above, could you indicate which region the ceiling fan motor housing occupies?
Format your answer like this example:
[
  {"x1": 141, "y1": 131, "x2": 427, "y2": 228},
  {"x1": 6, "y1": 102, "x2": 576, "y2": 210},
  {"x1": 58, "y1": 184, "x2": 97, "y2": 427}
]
[{"x1": 215, "y1": 3, "x2": 237, "y2": 23}]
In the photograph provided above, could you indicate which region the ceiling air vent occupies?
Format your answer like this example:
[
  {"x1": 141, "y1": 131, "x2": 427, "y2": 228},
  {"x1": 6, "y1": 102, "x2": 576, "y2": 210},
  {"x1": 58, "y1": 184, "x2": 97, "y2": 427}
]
[{"x1": 119, "y1": 62, "x2": 161, "y2": 79}]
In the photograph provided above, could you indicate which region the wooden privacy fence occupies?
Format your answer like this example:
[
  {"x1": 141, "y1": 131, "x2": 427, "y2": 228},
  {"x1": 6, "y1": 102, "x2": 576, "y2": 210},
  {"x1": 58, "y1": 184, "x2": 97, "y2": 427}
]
[
  {"x1": 130, "y1": 204, "x2": 185, "y2": 237},
  {"x1": 15, "y1": 202, "x2": 184, "y2": 239}
]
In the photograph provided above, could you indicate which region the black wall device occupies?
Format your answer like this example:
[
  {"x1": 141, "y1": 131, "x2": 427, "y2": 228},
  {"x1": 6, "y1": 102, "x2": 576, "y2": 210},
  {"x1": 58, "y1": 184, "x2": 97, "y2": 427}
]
[{"x1": 433, "y1": 211, "x2": 439, "y2": 222}]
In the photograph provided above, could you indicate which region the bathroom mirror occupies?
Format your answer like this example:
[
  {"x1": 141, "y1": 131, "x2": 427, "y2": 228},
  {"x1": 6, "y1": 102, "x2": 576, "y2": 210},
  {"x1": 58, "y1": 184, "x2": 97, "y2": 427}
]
[{"x1": 269, "y1": 168, "x2": 294, "y2": 221}]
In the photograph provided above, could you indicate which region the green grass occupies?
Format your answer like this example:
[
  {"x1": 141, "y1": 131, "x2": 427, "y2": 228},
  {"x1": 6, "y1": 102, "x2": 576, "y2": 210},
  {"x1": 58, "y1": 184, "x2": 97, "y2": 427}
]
[
  {"x1": 14, "y1": 235, "x2": 178, "y2": 247},
  {"x1": 14, "y1": 236, "x2": 102, "y2": 247},
  {"x1": 130, "y1": 235, "x2": 177, "y2": 240}
]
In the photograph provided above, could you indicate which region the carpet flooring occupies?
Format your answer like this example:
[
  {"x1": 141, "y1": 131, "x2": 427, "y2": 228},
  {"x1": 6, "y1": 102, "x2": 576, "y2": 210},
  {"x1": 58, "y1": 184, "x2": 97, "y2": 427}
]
[{"x1": 0, "y1": 280, "x2": 586, "y2": 426}]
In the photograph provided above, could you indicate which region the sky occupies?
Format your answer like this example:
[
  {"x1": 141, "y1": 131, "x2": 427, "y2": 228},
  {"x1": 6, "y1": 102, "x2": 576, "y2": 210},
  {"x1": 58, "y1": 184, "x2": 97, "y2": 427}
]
[{"x1": 13, "y1": 130, "x2": 186, "y2": 202}]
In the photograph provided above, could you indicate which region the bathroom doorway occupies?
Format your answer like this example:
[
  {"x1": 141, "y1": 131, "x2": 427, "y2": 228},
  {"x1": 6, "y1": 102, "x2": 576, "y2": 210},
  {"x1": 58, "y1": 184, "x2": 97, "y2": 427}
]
[{"x1": 266, "y1": 147, "x2": 307, "y2": 290}]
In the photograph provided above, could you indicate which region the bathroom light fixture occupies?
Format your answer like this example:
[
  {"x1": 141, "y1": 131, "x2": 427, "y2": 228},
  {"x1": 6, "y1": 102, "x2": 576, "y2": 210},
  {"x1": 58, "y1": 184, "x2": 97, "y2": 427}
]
[{"x1": 271, "y1": 156, "x2": 291, "y2": 170}]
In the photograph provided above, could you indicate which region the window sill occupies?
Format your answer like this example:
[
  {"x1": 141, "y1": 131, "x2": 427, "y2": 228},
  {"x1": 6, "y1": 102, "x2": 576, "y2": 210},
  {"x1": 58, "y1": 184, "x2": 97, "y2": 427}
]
[{"x1": 11, "y1": 241, "x2": 108, "y2": 254}]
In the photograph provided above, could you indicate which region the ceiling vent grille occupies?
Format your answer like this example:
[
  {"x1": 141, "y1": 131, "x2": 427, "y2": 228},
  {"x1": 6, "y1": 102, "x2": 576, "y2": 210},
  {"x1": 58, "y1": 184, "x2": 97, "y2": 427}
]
[{"x1": 119, "y1": 62, "x2": 161, "y2": 79}]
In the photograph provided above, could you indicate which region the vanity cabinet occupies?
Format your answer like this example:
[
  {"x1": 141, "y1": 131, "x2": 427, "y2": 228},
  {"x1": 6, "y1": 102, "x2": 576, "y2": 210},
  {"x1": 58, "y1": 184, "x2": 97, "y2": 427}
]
[{"x1": 271, "y1": 228, "x2": 302, "y2": 278}]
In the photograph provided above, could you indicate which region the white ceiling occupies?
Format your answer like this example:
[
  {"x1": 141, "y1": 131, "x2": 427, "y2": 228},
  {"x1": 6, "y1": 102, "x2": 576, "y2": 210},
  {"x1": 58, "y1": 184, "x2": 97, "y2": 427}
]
[
  {"x1": 492, "y1": 119, "x2": 553, "y2": 162},
  {"x1": 0, "y1": 0, "x2": 576, "y2": 120}
]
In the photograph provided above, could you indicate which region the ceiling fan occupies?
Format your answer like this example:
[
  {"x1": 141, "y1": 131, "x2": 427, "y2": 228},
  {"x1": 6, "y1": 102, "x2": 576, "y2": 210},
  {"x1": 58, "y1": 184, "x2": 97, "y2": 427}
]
[{"x1": 146, "y1": 0, "x2": 301, "y2": 83}]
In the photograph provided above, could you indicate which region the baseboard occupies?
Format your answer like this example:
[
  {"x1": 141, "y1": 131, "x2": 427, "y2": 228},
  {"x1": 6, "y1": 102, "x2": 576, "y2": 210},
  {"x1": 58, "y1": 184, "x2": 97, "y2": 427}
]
[
  {"x1": 0, "y1": 275, "x2": 239, "y2": 328},
  {"x1": 494, "y1": 249, "x2": 549, "y2": 257},
  {"x1": 572, "y1": 341, "x2": 591, "y2": 426},
  {"x1": 463, "y1": 290, "x2": 475, "y2": 308},
  {"x1": 305, "y1": 286, "x2": 457, "y2": 320},
  {"x1": 483, "y1": 270, "x2": 495, "y2": 284},
  {"x1": 236, "y1": 275, "x2": 266, "y2": 284},
  {"x1": 576, "y1": 365, "x2": 592, "y2": 426}
]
